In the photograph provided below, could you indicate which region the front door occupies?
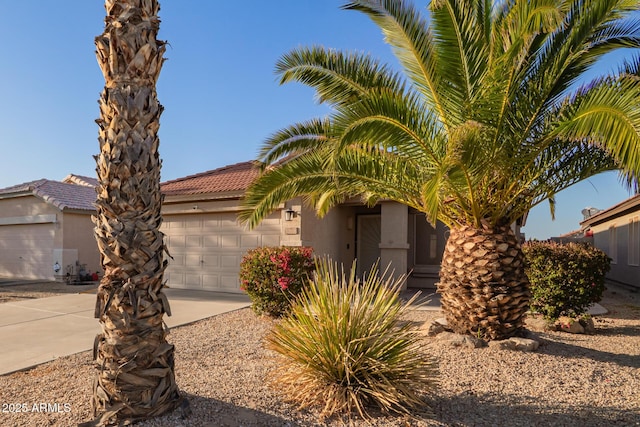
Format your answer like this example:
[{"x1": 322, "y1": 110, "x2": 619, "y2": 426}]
[{"x1": 356, "y1": 215, "x2": 381, "y2": 278}]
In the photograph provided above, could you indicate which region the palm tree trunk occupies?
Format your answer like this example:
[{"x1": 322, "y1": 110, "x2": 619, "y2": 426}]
[
  {"x1": 88, "y1": 1, "x2": 181, "y2": 424},
  {"x1": 437, "y1": 222, "x2": 530, "y2": 340}
]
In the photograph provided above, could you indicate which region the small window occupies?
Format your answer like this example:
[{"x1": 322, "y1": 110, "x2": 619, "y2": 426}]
[
  {"x1": 629, "y1": 217, "x2": 640, "y2": 266},
  {"x1": 609, "y1": 225, "x2": 617, "y2": 264}
]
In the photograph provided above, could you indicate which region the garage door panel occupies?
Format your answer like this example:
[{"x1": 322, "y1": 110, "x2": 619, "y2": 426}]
[
  {"x1": 203, "y1": 235, "x2": 218, "y2": 247},
  {"x1": 173, "y1": 254, "x2": 186, "y2": 267},
  {"x1": 185, "y1": 254, "x2": 201, "y2": 267},
  {"x1": 220, "y1": 218, "x2": 238, "y2": 228},
  {"x1": 241, "y1": 235, "x2": 259, "y2": 248},
  {"x1": 186, "y1": 235, "x2": 201, "y2": 247},
  {"x1": 203, "y1": 219, "x2": 219, "y2": 228},
  {"x1": 261, "y1": 234, "x2": 280, "y2": 247},
  {"x1": 202, "y1": 254, "x2": 219, "y2": 267},
  {"x1": 202, "y1": 275, "x2": 219, "y2": 290},
  {"x1": 185, "y1": 273, "x2": 202, "y2": 288},
  {"x1": 221, "y1": 235, "x2": 239, "y2": 248},
  {"x1": 220, "y1": 255, "x2": 238, "y2": 269},
  {"x1": 220, "y1": 275, "x2": 239, "y2": 291},
  {"x1": 167, "y1": 235, "x2": 185, "y2": 249},
  {"x1": 185, "y1": 218, "x2": 202, "y2": 229}
]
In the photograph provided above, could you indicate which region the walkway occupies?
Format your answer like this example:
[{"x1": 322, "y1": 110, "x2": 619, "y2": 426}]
[{"x1": 0, "y1": 288, "x2": 250, "y2": 375}]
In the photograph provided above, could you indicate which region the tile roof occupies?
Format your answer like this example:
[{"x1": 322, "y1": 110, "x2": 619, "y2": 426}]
[
  {"x1": 161, "y1": 161, "x2": 260, "y2": 197},
  {"x1": 0, "y1": 178, "x2": 96, "y2": 211},
  {"x1": 63, "y1": 174, "x2": 99, "y2": 187}
]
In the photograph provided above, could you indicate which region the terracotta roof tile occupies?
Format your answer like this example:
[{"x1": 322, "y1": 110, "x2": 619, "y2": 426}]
[{"x1": 161, "y1": 161, "x2": 260, "y2": 196}]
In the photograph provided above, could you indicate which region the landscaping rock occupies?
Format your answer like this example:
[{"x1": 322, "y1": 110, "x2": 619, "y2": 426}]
[
  {"x1": 436, "y1": 332, "x2": 486, "y2": 348},
  {"x1": 510, "y1": 337, "x2": 540, "y2": 351},
  {"x1": 579, "y1": 317, "x2": 596, "y2": 334},
  {"x1": 525, "y1": 315, "x2": 552, "y2": 332},
  {"x1": 422, "y1": 317, "x2": 449, "y2": 336},
  {"x1": 488, "y1": 337, "x2": 540, "y2": 352},
  {"x1": 488, "y1": 340, "x2": 516, "y2": 351},
  {"x1": 556, "y1": 316, "x2": 585, "y2": 334}
]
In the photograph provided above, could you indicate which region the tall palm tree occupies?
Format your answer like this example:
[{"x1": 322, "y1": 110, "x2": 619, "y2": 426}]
[
  {"x1": 88, "y1": 0, "x2": 182, "y2": 424},
  {"x1": 241, "y1": 0, "x2": 640, "y2": 340}
]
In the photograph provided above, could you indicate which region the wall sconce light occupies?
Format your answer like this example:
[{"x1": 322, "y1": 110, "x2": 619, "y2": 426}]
[{"x1": 284, "y1": 208, "x2": 296, "y2": 221}]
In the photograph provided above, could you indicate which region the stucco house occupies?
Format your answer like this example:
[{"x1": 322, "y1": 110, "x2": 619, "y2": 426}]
[
  {"x1": 0, "y1": 175, "x2": 101, "y2": 281},
  {"x1": 580, "y1": 193, "x2": 640, "y2": 290},
  {"x1": 0, "y1": 162, "x2": 449, "y2": 291},
  {"x1": 160, "y1": 161, "x2": 448, "y2": 293}
]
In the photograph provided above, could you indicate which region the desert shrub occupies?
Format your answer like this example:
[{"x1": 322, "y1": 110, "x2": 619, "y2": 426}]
[
  {"x1": 239, "y1": 246, "x2": 314, "y2": 317},
  {"x1": 266, "y1": 258, "x2": 438, "y2": 420},
  {"x1": 523, "y1": 241, "x2": 611, "y2": 320}
]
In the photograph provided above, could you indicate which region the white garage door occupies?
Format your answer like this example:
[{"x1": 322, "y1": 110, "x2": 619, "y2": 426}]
[
  {"x1": 0, "y1": 223, "x2": 55, "y2": 280},
  {"x1": 162, "y1": 213, "x2": 281, "y2": 293}
]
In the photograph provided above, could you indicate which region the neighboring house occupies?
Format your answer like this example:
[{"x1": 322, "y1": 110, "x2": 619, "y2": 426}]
[
  {"x1": 580, "y1": 194, "x2": 640, "y2": 290},
  {"x1": 0, "y1": 175, "x2": 100, "y2": 281},
  {"x1": 160, "y1": 161, "x2": 448, "y2": 294}
]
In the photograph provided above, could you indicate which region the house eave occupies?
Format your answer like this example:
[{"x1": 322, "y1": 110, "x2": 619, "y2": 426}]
[
  {"x1": 580, "y1": 194, "x2": 640, "y2": 227},
  {"x1": 162, "y1": 191, "x2": 245, "y2": 204}
]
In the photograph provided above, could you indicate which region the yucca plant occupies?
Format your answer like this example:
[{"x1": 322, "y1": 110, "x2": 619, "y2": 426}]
[{"x1": 266, "y1": 258, "x2": 438, "y2": 420}]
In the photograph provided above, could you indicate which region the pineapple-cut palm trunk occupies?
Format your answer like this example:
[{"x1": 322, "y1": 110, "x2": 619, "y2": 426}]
[
  {"x1": 438, "y1": 223, "x2": 530, "y2": 340},
  {"x1": 87, "y1": 0, "x2": 182, "y2": 425}
]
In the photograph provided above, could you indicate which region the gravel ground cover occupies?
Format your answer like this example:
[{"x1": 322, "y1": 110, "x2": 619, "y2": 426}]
[
  {"x1": 0, "y1": 284, "x2": 638, "y2": 426},
  {"x1": 0, "y1": 281, "x2": 97, "y2": 303}
]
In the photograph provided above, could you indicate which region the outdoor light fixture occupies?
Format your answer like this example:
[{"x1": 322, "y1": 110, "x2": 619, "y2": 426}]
[{"x1": 284, "y1": 208, "x2": 296, "y2": 221}]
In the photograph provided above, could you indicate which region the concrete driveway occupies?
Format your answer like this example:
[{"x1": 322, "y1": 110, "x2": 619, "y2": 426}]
[{"x1": 0, "y1": 288, "x2": 250, "y2": 376}]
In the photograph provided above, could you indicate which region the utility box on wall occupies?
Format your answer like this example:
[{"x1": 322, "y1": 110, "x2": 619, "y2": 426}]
[{"x1": 52, "y1": 249, "x2": 78, "y2": 282}]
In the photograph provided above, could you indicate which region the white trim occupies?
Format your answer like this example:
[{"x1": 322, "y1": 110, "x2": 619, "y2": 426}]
[{"x1": 0, "y1": 215, "x2": 57, "y2": 226}]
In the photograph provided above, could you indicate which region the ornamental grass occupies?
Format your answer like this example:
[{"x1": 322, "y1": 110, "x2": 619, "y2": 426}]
[{"x1": 265, "y1": 258, "x2": 438, "y2": 421}]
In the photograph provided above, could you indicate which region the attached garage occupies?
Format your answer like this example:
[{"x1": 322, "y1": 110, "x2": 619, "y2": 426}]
[
  {"x1": 0, "y1": 220, "x2": 56, "y2": 279},
  {"x1": 162, "y1": 212, "x2": 280, "y2": 293},
  {"x1": 0, "y1": 176, "x2": 101, "y2": 281},
  {"x1": 161, "y1": 162, "x2": 287, "y2": 293}
]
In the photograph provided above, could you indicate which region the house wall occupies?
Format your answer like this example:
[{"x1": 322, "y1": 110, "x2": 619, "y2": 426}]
[
  {"x1": 589, "y1": 210, "x2": 640, "y2": 289},
  {"x1": 300, "y1": 204, "x2": 354, "y2": 267},
  {"x1": 61, "y1": 212, "x2": 101, "y2": 278}
]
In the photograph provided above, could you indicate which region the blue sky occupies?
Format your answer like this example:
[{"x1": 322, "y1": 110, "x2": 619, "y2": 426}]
[{"x1": 0, "y1": 1, "x2": 635, "y2": 239}]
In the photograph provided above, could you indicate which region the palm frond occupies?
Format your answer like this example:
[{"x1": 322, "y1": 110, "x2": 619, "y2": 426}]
[
  {"x1": 343, "y1": 0, "x2": 456, "y2": 127},
  {"x1": 258, "y1": 118, "x2": 333, "y2": 167},
  {"x1": 276, "y1": 46, "x2": 406, "y2": 106}
]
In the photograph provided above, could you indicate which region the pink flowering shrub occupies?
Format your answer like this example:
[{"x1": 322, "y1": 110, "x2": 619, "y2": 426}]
[{"x1": 239, "y1": 246, "x2": 314, "y2": 317}]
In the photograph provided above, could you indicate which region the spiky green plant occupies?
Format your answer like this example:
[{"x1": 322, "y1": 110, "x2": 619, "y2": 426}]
[{"x1": 266, "y1": 258, "x2": 438, "y2": 420}]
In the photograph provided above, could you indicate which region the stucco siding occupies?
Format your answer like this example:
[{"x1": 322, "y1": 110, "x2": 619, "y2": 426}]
[
  {"x1": 61, "y1": 213, "x2": 102, "y2": 277},
  {"x1": 300, "y1": 205, "x2": 353, "y2": 267},
  {"x1": 589, "y1": 210, "x2": 640, "y2": 289}
]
